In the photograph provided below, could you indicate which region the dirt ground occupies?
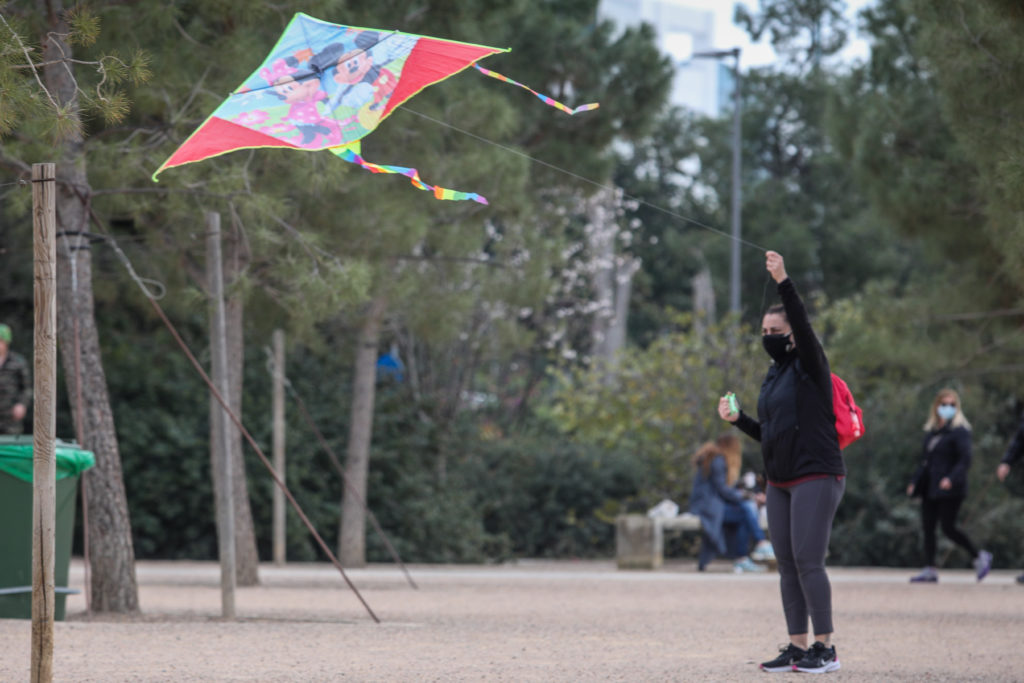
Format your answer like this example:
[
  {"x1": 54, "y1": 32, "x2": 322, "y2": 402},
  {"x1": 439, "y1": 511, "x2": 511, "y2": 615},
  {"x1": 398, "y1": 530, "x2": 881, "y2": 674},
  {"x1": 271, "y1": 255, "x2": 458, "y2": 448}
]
[{"x1": 1, "y1": 559, "x2": 1022, "y2": 682}]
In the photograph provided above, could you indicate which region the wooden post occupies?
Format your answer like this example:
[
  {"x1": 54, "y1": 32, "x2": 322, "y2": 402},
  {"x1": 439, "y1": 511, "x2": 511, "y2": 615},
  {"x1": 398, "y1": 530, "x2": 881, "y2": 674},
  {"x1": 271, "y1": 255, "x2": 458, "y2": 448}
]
[
  {"x1": 206, "y1": 212, "x2": 236, "y2": 618},
  {"x1": 31, "y1": 162, "x2": 57, "y2": 683},
  {"x1": 271, "y1": 329, "x2": 286, "y2": 565}
]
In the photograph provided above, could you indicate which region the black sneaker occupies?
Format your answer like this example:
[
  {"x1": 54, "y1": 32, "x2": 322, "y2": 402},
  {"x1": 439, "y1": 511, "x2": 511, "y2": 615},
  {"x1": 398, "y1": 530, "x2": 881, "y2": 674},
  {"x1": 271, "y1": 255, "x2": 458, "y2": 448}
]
[
  {"x1": 792, "y1": 641, "x2": 841, "y2": 673},
  {"x1": 1016, "y1": 573, "x2": 1024, "y2": 585},
  {"x1": 760, "y1": 643, "x2": 806, "y2": 672}
]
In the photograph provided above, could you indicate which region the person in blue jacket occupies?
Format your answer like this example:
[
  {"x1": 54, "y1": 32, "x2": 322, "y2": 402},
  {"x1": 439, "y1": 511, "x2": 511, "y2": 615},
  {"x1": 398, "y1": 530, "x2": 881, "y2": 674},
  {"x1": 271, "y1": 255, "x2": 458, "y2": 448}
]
[
  {"x1": 689, "y1": 433, "x2": 775, "y2": 573},
  {"x1": 907, "y1": 388, "x2": 992, "y2": 583}
]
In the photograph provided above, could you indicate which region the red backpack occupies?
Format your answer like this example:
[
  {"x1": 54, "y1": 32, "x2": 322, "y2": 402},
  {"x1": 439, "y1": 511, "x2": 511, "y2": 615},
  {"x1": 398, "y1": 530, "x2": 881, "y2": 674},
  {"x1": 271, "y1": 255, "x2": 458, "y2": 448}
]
[{"x1": 831, "y1": 373, "x2": 865, "y2": 449}]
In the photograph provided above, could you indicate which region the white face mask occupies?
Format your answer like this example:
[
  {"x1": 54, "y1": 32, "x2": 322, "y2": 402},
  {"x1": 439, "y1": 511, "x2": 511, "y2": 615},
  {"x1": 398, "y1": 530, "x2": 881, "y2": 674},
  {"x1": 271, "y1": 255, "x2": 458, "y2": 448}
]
[{"x1": 937, "y1": 404, "x2": 957, "y2": 421}]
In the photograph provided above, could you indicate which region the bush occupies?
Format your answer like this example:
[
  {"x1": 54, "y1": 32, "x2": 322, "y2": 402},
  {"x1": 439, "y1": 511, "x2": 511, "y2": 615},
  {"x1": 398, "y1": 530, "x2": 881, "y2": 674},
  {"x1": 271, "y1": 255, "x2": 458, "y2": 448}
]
[{"x1": 463, "y1": 424, "x2": 646, "y2": 558}]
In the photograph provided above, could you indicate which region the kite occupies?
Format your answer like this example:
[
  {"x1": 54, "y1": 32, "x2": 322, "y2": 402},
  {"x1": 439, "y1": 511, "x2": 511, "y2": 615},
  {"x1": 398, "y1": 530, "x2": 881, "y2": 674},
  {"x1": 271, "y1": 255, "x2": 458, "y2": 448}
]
[{"x1": 153, "y1": 13, "x2": 599, "y2": 204}]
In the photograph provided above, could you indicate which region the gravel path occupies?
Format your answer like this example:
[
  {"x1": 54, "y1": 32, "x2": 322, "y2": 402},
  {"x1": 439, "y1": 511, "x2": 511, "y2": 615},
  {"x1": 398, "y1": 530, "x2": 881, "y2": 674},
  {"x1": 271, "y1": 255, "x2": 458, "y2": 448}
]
[{"x1": 1, "y1": 559, "x2": 1021, "y2": 681}]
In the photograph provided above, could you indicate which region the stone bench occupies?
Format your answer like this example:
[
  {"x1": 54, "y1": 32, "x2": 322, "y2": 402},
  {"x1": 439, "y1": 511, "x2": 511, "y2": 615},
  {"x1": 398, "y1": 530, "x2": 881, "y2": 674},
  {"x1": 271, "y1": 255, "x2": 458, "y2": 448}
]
[{"x1": 615, "y1": 512, "x2": 768, "y2": 570}]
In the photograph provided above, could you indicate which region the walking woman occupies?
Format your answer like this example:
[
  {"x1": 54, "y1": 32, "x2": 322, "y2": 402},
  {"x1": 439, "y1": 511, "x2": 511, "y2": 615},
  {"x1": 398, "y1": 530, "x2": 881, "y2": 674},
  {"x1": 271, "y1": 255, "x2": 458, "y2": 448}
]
[
  {"x1": 718, "y1": 251, "x2": 845, "y2": 674},
  {"x1": 906, "y1": 389, "x2": 992, "y2": 583},
  {"x1": 689, "y1": 433, "x2": 775, "y2": 573}
]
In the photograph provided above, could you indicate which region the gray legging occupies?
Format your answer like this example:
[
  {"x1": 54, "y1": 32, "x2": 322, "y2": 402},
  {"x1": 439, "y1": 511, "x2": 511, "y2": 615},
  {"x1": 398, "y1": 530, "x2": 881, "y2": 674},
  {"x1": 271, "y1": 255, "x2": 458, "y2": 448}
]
[{"x1": 766, "y1": 476, "x2": 845, "y2": 636}]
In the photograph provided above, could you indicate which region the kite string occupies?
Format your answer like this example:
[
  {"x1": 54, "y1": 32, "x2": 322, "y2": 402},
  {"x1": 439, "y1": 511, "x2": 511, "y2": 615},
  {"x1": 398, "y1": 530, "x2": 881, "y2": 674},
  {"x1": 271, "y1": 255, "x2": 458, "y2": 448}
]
[
  {"x1": 760, "y1": 272, "x2": 774, "y2": 318},
  {"x1": 398, "y1": 105, "x2": 769, "y2": 254}
]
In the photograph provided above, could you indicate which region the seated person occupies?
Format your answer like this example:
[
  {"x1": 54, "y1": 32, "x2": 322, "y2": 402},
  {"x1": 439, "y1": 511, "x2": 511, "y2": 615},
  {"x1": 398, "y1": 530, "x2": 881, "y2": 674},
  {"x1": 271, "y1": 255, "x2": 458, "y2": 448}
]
[{"x1": 689, "y1": 434, "x2": 774, "y2": 572}]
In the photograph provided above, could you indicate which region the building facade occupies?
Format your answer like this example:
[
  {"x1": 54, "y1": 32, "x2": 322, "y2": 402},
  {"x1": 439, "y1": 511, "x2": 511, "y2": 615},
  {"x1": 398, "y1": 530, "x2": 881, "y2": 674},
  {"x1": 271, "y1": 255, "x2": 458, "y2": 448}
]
[{"x1": 599, "y1": 0, "x2": 730, "y2": 117}]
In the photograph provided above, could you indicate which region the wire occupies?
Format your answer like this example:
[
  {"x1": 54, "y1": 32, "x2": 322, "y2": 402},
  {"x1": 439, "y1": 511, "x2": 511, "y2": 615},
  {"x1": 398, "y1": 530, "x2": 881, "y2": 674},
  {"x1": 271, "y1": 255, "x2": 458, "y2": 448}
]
[
  {"x1": 98, "y1": 235, "x2": 167, "y2": 300},
  {"x1": 264, "y1": 347, "x2": 419, "y2": 590},
  {"x1": 399, "y1": 105, "x2": 770, "y2": 254},
  {"x1": 6, "y1": 101, "x2": 769, "y2": 261},
  {"x1": 145, "y1": 295, "x2": 380, "y2": 622},
  {"x1": 759, "y1": 272, "x2": 774, "y2": 317},
  {"x1": 82, "y1": 206, "x2": 381, "y2": 623}
]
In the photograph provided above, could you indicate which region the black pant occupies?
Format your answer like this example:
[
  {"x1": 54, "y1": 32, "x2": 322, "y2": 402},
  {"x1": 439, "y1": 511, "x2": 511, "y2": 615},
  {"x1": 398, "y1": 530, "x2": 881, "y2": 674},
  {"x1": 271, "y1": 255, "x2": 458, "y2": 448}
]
[
  {"x1": 920, "y1": 496, "x2": 978, "y2": 566},
  {"x1": 766, "y1": 476, "x2": 845, "y2": 636}
]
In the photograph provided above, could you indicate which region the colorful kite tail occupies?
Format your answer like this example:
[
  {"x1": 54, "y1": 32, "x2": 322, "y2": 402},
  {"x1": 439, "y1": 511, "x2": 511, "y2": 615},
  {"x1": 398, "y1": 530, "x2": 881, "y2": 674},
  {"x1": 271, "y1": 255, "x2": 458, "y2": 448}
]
[
  {"x1": 332, "y1": 146, "x2": 489, "y2": 205},
  {"x1": 473, "y1": 64, "x2": 600, "y2": 115}
]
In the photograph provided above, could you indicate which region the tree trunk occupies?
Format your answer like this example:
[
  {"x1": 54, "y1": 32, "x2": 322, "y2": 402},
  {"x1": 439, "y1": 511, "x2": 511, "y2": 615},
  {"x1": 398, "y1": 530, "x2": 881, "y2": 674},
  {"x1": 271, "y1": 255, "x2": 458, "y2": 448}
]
[
  {"x1": 586, "y1": 187, "x2": 636, "y2": 377},
  {"x1": 606, "y1": 255, "x2": 639, "y2": 359},
  {"x1": 208, "y1": 218, "x2": 260, "y2": 586},
  {"x1": 691, "y1": 264, "x2": 716, "y2": 338},
  {"x1": 587, "y1": 187, "x2": 617, "y2": 362},
  {"x1": 43, "y1": 2, "x2": 139, "y2": 613},
  {"x1": 338, "y1": 297, "x2": 386, "y2": 567}
]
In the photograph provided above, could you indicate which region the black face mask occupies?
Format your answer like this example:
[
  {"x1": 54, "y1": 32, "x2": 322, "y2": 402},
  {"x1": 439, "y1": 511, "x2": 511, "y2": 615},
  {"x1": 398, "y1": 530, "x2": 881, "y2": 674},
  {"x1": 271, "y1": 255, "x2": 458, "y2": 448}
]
[{"x1": 762, "y1": 333, "x2": 792, "y2": 362}]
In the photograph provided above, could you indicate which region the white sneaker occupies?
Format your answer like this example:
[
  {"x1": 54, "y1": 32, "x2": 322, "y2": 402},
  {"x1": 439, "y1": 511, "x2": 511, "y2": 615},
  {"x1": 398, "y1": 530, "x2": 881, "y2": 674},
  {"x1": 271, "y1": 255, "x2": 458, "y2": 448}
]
[
  {"x1": 733, "y1": 557, "x2": 767, "y2": 573},
  {"x1": 750, "y1": 541, "x2": 776, "y2": 562}
]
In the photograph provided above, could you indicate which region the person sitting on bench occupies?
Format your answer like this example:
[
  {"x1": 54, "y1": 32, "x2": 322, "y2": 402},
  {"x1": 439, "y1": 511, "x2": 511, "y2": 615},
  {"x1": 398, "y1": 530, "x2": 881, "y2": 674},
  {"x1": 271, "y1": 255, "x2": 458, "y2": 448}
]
[{"x1": 689, "y1": 433, "x2": 775, "y2": 572}]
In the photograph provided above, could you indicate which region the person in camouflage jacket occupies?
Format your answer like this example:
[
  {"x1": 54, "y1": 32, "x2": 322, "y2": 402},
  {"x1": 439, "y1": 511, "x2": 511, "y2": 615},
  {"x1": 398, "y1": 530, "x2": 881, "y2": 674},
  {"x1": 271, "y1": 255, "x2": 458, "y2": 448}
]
[{"x1": 0, "y1": 323, "x2": 31, "y2": 434}]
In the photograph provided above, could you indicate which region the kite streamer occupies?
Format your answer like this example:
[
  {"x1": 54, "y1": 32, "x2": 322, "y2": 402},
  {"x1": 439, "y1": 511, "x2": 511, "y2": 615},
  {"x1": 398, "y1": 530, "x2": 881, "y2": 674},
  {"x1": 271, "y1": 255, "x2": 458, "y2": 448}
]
[
  {"x1": 473, "y1": 64, "x2": 600, "y2": 115},
  {"x1": 333, "y1": 144, "x2": 488, "y2": 204}
]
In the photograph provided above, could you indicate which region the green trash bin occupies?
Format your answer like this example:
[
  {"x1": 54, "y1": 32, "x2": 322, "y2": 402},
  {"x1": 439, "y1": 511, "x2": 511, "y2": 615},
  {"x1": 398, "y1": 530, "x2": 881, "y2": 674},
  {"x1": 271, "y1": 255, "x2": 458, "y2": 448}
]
[{"x1": 0, "y1": 435, "x2": 95, "y2": 620}]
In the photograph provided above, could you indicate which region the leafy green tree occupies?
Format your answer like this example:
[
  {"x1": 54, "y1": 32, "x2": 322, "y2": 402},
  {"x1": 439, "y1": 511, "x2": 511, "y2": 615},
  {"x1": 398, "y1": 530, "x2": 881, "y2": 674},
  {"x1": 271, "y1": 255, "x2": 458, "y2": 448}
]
[
  {"x1": 909, "y1": 0, "x2": 1024, "y2": 293},
  {"x1": 612, "y1": 106, "x2": 725, "y2": 345},
  {"x1": 549, "y1": 316, "x2": 766, "y2": 505},
  {"x1": 828, "y1": 0, "x2": 993, "y2": 269},
  {"x1": 610, "y1": 0, "x2": 916, "y2": 351},
  {"x1": 735, "y1": 0, "x2": 849, "y2": 69},
  {"x1": 0, "y1": 1, "x2": 151, "y2": 613},
  {"x1": 814, "y1": 0, "x2": 1024, "y2": 568}
]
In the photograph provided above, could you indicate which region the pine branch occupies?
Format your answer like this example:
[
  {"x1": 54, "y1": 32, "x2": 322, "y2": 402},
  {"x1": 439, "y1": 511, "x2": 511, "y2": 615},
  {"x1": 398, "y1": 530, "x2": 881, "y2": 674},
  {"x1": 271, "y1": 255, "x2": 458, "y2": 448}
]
[{"x1": 0, "y1": 13, "x2": 61, "y2": 112}]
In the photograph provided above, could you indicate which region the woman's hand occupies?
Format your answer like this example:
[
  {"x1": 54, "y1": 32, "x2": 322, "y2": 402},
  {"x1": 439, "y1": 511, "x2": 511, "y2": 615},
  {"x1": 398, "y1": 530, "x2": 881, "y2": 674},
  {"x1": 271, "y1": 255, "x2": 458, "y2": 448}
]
[
  {"x1": 906, "y1": 483, "x2": 915, "y2": 496},
  {"x1": 939, "y1": 477, "x2": 953, "y2": 491},
  {"x1": 718, "y1": 395, "x2": 739, "y2": 423},
  {"x1": 997, "y1": 463, "x2": 1011, "y2": 482},
  {"x1": 765, "y1": 251, "x2": 788, "y2": 283}
]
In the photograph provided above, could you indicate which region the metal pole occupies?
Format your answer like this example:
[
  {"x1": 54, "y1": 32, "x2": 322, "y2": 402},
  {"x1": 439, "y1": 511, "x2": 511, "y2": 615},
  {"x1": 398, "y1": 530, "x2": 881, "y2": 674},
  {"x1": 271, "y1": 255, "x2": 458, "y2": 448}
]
[
  {"x1": 688, "y1": 48, "x2": 743, "y2": 314},
  {"x1": 206, "y1": 212, "x2": 236, "y2": 619},
  {"x1": 31, "y1": 162, "x2": 57, "y2": 683},
  {"x1": 271, "y1": 329, "x2": 286, "y2": 566},
  {"x1": 729, "y1": 48, "x2": 742, "y2": 315}
]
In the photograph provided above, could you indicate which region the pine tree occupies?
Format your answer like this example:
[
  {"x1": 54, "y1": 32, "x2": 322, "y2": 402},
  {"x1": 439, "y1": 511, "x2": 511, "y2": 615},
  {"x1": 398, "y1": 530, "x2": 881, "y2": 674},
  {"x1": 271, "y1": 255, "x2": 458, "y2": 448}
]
[{"x1": 0, "y1": 2, "x2": 150, "y2": 613}]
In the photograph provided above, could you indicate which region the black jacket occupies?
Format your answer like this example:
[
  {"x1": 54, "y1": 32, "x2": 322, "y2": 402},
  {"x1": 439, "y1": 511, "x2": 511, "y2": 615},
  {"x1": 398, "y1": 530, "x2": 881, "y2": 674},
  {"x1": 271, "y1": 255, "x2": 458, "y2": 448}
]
[
  {"x1": 910, "y1": 424, "x2": 972, "y2": 499},
  {"x1": 1000, "y1": 416, "x2": 1024, "y2": 467},
  {"x1": 734, "y1": 278, "x2": 845, "y2": 483}
]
